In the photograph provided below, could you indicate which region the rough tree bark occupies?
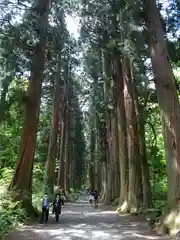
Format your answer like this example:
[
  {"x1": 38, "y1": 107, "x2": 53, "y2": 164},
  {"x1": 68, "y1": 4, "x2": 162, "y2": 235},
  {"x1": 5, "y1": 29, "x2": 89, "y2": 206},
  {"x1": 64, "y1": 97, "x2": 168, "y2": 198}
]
[
  {"x1": 115, "y1": 58, "x2": 129, "y2": 212},
  {"x1": 105, "y1": 113, "x2": 113, "y2": 204},
  {"x1": 100, "y1": 50, "x2": 109, "y2": 202},
  {"x1": 89, "y1": 122, "x2": 95, "y2": 191},
  {"x1": 111, "y1": 80, "x2": 120, "y2": 200},
  {"x1": 9, "y1": 0, "x2": 52, "y2": 208},
  {"x1": 63, "y1": 124, "x2": 68, "y2": 192},
  {"x1": 57, "y1": 119, "x2": 65, "y2": 187},
  {"x1": 124, "y1": 59, "x2": 142, "y2": 212},
  {"x1": 144, "y1": 0, "x2": 180, "y2": 235},
  {"x1": 63, "y1": 60, "x2": 70, "y2": 193},
  {"x1": 138, "y1": 104, "x2": 152, "y2": 207},
  {"x1": 45, "y1": 53, "x2": 63, "y2": 196},
  {"x1": 114, "y1": 108, "x2": 120, "y2": 199}
]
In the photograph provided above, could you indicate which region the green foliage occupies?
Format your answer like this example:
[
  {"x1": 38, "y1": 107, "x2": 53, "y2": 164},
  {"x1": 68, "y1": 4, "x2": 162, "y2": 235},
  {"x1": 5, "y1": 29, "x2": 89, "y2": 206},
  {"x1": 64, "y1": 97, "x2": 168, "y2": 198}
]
[
  {"x1": 0, "y1": 166, "x2": 43, "y2": 237},
  {"x1": 0, "y1": 193, "x2": 27, "y2": 238},
  {"x1": 32, "y1": 164, "x2": 45, "y2": 211},
  {"x1": 0, "y1": 168, "x2": 13, "y2": 189},
  {"x1": 152, "y1": 178, "x2": 167, "y2": 202},
  {"x1": 0, "y1": 169, "x2": 26, "y2": 237}
]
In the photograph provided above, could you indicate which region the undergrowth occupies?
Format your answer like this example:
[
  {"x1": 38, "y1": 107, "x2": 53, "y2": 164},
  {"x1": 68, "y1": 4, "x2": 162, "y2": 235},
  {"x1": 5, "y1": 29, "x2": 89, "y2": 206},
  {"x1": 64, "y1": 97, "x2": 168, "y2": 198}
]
[
  {"x1": 0, "y1": 192, "x2": 27, "y2": 238},
  {"x1": 0, "y1": 165, "x2": 80, "y2": 238},
  {"x1": 0, "y1": 167, "x2": 41, "y2": 238},
  {"x1": 0, "y1": 168, "x2": 27, "y2": 237}
]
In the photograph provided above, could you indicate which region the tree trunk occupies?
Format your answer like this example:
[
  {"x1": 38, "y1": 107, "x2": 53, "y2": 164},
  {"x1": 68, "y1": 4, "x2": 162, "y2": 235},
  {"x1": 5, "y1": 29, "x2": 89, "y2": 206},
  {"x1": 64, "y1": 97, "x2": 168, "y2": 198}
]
[
  {"x1": 138, "y1": 104, "x2": 152, "y2": 207},
  {"x1": 58, "y1": 102, "x2": 66, "y2": 188},
  {"x1": 112, "y1": 71, "x2": 120, "y2": 200},
  {"x1": 45, "y1": 54, "x2": 63, "y2": 196},
  {"x1": 9, "y1": 0, "x2": 51, "y2": 208},
  {"x1": 105, "y1": 114, "x2": 113, "y2": 204},
  {"x1": 114, "y1": 108, "x2": 120, "y2": 199},
  {"x1": 100, "y1": 50, "x2": 109, "y2": 202},
  {"x1": 71, "y1": 111, "x2": 76, "y2": 189},
  {"x1": 158, "y1": 114, "x2": 178, "y2": 237},
  {"x1": 111, "y1": 112, "x2": 116, "y2": 200},
  {"x1": 89, "y1": 124, "x2": 95, "y2": 191},
  {"x1": 124, "y1": 59, "x2": 142, "y2": 212},
  {"x1": 57, "y1": 120, "x2": 65, "y2": 187},
  {"x1": 115, "y1": 58, "x2": 129, "y2": 212},
  {"x1": 63, "y1": 59, "x2": 70, "y2": 193},
  {"x1": 144, "y1": 0, "x2": 180, "y2": 234},
  {"x1": 64, "y1": 121, "x2": 69, "y2": 192},
  {"x1": 67, "y1": 106, "x2": 72, "y2": 190}
]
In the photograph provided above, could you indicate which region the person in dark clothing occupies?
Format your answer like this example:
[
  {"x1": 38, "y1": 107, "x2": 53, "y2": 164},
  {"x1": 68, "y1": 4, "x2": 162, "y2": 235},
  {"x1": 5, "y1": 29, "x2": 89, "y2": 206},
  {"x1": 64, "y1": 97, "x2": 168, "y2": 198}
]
[
  {"x1": 52, "y1": 193, "x2": 64, "y2": 222},
  {"x1": 89, "y1": 193, "x2": 94, "y2": 206},
  {"x1": 40, "y1": 193, "x2": 50, "y2": 223},
  {"x1": 93, "y1": 190, "x2": 100, "y2": 208}
]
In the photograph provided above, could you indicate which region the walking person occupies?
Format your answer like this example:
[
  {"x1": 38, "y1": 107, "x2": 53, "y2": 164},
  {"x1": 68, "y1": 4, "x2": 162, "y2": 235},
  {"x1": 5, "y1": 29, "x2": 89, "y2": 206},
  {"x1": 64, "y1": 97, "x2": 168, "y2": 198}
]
[
  {"x1": 93, "y1": 190, "x2": 100, "y2": 208},
  {"x1": 40, "y1": 193, "x2": 50, "y2": 223},
  {"x1": 89, "y1": 193, "x2": 94, "y2": 207},
  {"x1": 52, "y1": 193, "x2": 64, "y2": 222}
]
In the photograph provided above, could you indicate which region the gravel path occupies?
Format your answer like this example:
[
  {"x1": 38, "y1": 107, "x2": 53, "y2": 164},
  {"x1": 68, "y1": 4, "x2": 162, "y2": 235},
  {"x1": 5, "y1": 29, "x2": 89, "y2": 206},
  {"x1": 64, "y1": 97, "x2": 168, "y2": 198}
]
[{"x1": 6, "y1": 192, "x2": 172, "y2": 240}]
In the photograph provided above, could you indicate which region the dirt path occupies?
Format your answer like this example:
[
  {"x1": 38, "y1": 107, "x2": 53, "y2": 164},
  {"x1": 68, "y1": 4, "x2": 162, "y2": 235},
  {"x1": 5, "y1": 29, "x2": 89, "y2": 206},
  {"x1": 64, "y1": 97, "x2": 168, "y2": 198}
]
[{"x1": 6, "y1": 192, "x2": 172, "y2": 240}]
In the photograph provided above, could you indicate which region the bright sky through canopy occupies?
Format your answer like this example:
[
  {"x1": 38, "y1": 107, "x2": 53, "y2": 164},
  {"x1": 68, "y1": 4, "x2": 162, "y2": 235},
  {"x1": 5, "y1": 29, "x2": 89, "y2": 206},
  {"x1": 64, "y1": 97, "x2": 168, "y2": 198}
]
[{"x1": 66, "y1": 15, "x2": 80, "y2": 39}]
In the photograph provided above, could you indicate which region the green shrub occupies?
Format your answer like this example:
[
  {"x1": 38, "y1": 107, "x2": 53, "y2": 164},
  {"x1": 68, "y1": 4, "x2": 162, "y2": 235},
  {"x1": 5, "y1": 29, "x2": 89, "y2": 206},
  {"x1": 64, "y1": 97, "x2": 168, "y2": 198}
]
[
  {"x1": 0, "y1": 168, "x2": 13, "y2": 194},
  {"x1": 152, "y1": 177, "x2": 168, "y2": 200},
  {"x1": 0, "y1": 165, "x2": 80, "y2": 238},
  {"x1": 0, "y1": 166, "x2": 42, "y2": 237},
  {"x1": 0, "y1": 193, "x2": 26, "y2": 238},
  {"x1": 32, "y1": 165, "x2": 44, "y2": 210}
]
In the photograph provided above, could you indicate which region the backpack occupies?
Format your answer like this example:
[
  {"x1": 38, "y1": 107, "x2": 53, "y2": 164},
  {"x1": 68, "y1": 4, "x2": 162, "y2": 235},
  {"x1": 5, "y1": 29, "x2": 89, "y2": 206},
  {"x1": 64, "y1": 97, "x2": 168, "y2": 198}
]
[{"x1": 94, "y1": 192, "x2": 98, "y2": 199}]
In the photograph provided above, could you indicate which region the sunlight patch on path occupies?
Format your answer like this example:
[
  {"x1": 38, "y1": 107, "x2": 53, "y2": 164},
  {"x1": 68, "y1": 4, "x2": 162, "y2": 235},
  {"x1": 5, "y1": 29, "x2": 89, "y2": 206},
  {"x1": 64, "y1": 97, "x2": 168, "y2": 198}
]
[
  {"x1": 32, "y1": 225, "x2": 166, "y2": 240},
  {"x1": 82, "y1": 211, "x2": 117, "y2": 217},
  {"x1": 33, "y1": 226, "x2": 125, "y2": 239},
  {"x1": 6, "y1": 192, "x2": 173, "y2": 240}
]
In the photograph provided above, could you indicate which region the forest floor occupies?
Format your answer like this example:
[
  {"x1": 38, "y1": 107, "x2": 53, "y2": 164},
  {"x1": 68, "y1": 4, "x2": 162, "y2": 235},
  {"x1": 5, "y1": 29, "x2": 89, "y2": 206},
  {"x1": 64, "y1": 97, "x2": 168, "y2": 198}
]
[{"x1": 5, "y1": 192, "x2": 175, "y2": 240}]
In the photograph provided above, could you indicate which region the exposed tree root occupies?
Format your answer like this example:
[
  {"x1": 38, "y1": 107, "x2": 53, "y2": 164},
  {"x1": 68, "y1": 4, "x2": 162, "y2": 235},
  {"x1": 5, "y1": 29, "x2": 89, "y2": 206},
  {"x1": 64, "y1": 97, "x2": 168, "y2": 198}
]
[
  {"x1": 117, "y1": 200, "x2": 139, "y2": 215},
  {"x1": 116, "y1": 200, "x2": 129, "y2": 214},
  {"x1": 155, "y1": 207, "x2": 180, "y2": 239}
]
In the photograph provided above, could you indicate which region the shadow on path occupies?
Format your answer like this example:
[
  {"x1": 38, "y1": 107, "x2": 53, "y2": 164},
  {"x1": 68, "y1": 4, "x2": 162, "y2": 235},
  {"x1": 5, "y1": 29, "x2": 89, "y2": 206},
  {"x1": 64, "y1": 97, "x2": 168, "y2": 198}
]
[{"x1": 6, "y1": 196, "x2": 173, "y2": 240}]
